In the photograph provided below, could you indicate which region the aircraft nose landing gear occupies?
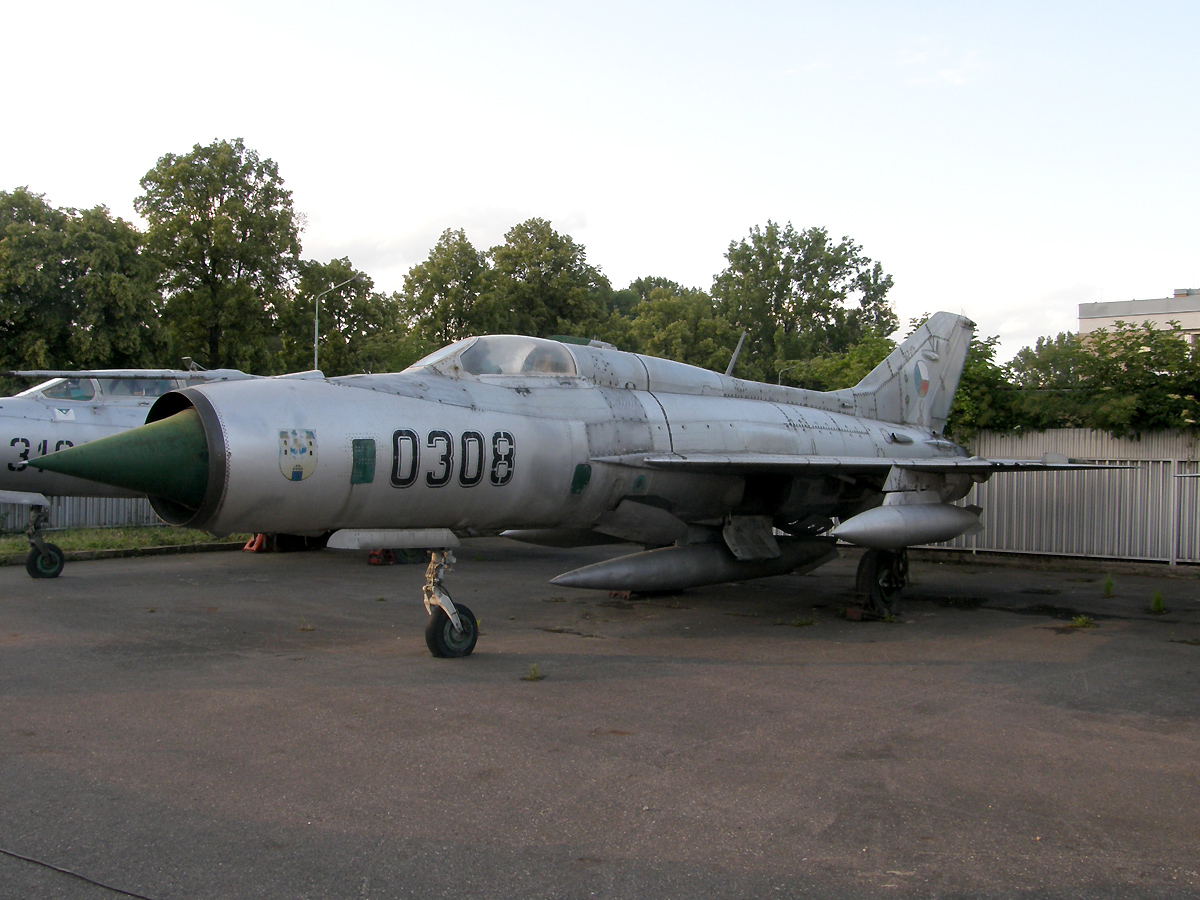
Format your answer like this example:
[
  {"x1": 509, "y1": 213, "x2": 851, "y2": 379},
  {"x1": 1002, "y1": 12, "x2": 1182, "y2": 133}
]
[
  {"x1": 23, "y1": 502, "x2": 64, "y2": 579},
  {"x1": 856, "y1": 548, "x2": 909, "y2": 617},
  {"x1": 422, "y1": 550, "x2": 478, "y2": 657}
]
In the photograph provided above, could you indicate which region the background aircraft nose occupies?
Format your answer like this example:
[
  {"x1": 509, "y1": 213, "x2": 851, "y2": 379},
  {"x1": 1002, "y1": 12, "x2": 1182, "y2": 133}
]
[{"x1": 30, "y1": 408, "x2": 209, "y2": 510}]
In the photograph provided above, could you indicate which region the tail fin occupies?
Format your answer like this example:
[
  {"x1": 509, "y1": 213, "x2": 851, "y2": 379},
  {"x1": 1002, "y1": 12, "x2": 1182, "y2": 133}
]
[{"x1": 833, "y1": 312, "x2": 975, "y2": 434}]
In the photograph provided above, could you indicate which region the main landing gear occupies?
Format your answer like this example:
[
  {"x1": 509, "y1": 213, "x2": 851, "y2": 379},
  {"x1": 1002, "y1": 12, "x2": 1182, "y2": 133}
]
[
  {"x1": 856, "y1": 548, "x2": 909, "y2": 617},
  {"x1": 422, "y1": 550, "x2": 478, "y2": 658},
  {"x1": 24, "y1": 504, "x2": 64, "y2": 579}
]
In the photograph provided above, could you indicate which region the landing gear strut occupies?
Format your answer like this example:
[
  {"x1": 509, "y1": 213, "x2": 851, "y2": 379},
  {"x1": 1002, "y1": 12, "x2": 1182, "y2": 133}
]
[
  {"x1": 856, "y1": 548, "x2": 908, "y2": 616},
  {"x1": 421, "y1": 550, "x2": 478, "y2": 658},
  {"x1": 24, "y1": 504, "x2": 64, "y2": 579}
]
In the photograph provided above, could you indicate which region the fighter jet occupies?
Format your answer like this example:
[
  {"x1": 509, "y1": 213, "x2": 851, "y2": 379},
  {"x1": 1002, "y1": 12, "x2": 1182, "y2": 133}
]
[
  {"x1": 1, "y1": 368, "x2": 254, "y2": 576},
  {"x1": 30, "y1": 313, "x2": 1099, "y2": 656}
]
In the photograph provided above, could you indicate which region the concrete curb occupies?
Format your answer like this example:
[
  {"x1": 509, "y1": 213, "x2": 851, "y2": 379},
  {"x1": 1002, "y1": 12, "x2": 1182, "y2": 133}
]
[{"x1": 908, "y1": 546, "x2": 1200, "y2": 579}]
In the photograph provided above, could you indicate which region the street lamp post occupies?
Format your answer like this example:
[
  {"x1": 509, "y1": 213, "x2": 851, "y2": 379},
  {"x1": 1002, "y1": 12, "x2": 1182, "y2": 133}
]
[
  {"x1": 777, "y1": 361, "x2": 805, "y2": 385},
  {"x1": 313, "y1": 275, "x2": 363, "y2": 372}
]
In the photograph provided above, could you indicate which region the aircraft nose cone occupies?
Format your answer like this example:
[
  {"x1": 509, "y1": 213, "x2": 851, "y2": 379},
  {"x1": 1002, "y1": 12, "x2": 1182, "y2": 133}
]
[{"x1": 30, "y1": 408, "x2": 210, "y2": 510}]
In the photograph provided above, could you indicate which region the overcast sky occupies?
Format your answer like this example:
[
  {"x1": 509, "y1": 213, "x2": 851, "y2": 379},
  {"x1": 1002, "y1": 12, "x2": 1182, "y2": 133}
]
[{"x1": 5, "y1": 0, "x2": 1196, "y2": 359}]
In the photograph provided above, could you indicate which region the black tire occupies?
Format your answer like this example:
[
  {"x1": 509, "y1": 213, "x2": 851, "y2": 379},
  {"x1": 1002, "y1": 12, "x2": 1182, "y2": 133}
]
[
  {"x1": 26, "y1": 543, "x2": 65, "y2": 579},
  {"x1": 856, "y1": 548, "x2": 907, "y2": 616},
  {"x1": 425, "y1": 602, "x2": 478, "y2": 658}
]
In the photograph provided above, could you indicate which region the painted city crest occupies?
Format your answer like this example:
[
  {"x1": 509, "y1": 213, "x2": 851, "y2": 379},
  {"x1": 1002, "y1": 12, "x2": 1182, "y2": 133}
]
[{"x1": 279, "y1": 429, "x2": 317, "y2": 481}]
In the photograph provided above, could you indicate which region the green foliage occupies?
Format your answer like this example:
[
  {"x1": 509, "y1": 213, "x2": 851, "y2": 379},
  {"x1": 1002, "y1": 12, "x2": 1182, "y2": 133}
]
[
  {"x1": 1005, "y1": 323, "x2": 1200, "y2": 437},
  {"x1": 778, "y1": 334, "x2": 895, "y2": 390},
  {"x1": 1068, "y1": 615, "x2": 1096, "y2": 628},
  {"x1": 400, "y1": 227, "x2": 488, "y2": 346},
  {"x1": 712, "y1": 221, "x2": 897, "y2": 382},
  {"x1": 945, "y1": 335, "x2": 1015, "y2": 441},
  {"x1": 1150, "y1": 589, "x2": 1166, "y2": 614},
  {"x1": 65, "y1": 205, "x2": 164, "y2": 367},
  {"x1": 401, "y1": 219, "x2": 613, "y2": 346},
  {"x1": 1102, "y1": 574, "x2": 1115, "y2": 597},
  {"x1": 136, "y1": 138, "x2": 301, "y2": 372},
  {"x1": 474, "y1": 218, "x2": 611, "y2": 338},
  {"x1": 624, "y1": 286, "x2": 741, "y2": 372},
  {"x1": 0, "y1": 188, "x2": 162, "y2": 371}
]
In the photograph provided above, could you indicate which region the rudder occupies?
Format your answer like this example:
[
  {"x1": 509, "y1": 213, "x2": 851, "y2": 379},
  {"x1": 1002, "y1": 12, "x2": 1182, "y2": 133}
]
[{"x1": 833, "y1": 312, "x2": 975, "y2": 434}]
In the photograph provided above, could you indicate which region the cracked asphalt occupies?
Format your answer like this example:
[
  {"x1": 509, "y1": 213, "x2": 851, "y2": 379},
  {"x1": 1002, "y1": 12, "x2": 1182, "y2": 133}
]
[{"x1": 2, "y1": 541, "x2": 1199, "y2": 899}]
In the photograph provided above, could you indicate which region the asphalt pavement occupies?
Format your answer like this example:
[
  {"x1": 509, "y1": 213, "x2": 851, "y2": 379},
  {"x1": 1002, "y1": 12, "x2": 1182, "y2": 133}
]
[{"x1": 2, "y1": 541, "x2": 1199, "y2": 899}]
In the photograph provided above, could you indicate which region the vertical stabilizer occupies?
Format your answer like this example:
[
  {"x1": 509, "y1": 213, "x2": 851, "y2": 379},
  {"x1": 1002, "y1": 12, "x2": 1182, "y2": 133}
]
[{"x1": 833, "y1": 312, "x2": 975, "y2": 434}]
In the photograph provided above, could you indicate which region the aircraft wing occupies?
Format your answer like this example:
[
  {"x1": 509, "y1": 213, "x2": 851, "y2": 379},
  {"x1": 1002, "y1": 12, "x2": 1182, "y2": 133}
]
[{"x1": 593, "y1": 452, "x2": 1122, "y2": 475}]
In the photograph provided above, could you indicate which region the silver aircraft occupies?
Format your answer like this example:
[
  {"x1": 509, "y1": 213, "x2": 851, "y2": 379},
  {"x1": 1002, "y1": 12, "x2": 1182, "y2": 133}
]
[
  {"x1": 31, "y1": 313, "x2": 1097, "y2": 656},
  {"x1": 1, "y1": 368, "x2": 253, "y2": 576}
]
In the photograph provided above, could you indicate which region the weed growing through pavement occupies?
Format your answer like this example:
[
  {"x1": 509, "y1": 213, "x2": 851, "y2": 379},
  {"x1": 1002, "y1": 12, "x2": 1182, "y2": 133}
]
[
  {"x1": 1150, "y1": 590, "x2": 1166, "y2": 614},
  {"x1": 522, "y1": 663, "x2": 545, "y2": 682},
  {"x1": 1068, "y1": 615, "x2": 1096, "y2": 629},
  {"x1": 1102, "y1": 574, "x2": 1115, "y2": 598}
]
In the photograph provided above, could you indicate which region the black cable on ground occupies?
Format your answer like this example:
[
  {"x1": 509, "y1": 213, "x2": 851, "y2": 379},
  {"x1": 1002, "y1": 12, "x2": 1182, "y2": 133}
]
[{"x1": 0, "y1": 846, "x2": 163, "y2": 900}]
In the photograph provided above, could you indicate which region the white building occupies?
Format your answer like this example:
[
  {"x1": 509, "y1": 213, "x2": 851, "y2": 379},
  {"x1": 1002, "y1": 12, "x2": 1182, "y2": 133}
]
[{"x1": 1078, "y1": 288, "x2": 1200, "y2": 343}]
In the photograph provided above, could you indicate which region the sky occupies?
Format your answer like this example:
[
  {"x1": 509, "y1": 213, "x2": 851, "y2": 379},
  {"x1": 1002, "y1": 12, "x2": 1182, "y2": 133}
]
[{"x1": 5, "y1": 0, "x2": 1197, "y2": 360}]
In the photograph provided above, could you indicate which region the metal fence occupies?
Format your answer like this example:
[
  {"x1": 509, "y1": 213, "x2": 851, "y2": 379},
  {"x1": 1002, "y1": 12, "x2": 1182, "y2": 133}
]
[
  {"x1": 945, "y1": 429, "x2": 1200, "y2": 564},
  {"x1": 0, "y1": 496, "x2": 159, "y2": 533}
]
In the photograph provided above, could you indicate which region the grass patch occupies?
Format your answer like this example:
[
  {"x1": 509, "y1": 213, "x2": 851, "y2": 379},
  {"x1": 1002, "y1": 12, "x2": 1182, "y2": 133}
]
[
  {"x1": 779, "y1": 616, "x2": 816, "y2": 628},
  {"x1": 0, "y1": 527, "x2": 247, "y2": 556},
  {"x1": 522, "y1": 663, "x2": 546, "y2": 682},
  {"x1": 1067, "y1": 615, "x2": 1097, "y2": 629},
  {"x1": 1102, "y1": 574, "x2": 1115, "y2": 598},
  {"x1": 1149, "y1": 590, "x2": 1167, "y2": 615}
]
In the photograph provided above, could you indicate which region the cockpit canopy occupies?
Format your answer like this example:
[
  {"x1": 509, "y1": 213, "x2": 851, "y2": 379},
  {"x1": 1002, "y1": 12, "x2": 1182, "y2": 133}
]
[
  {"x1": 19, "y1": 376, "x2": 182, "y2": 402},
  {"x1": 407, "y1": 336, "x2": 578, "y2": 377}
]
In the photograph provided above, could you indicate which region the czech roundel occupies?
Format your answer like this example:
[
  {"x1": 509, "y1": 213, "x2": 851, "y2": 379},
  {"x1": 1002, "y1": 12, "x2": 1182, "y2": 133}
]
[{"x1": 914, "y1": 360, "x2": 931, "y2": 398}]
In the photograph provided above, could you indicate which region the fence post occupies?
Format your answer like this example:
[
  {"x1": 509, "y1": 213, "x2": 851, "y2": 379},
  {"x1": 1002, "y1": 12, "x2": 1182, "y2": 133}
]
[{"x1": 1170, "y1": 458, "x2": 1180, "y2": 567}]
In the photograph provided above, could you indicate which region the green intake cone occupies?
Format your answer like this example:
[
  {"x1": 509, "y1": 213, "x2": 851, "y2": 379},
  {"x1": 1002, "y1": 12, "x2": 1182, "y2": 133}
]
[{"x1": 31, "y1": 408, "x2": 209, "y2": 509}]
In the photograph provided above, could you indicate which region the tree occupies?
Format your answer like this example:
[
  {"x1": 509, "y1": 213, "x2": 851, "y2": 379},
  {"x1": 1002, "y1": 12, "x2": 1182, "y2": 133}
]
[
  {"x1": 65, "y1": 205, "x2": 164, "y2": 368},
  {"x1": 136, "y1": 138, "x2": 301, "y2": 372},
  {"x1": 712, "y1": 222, "x2": 897, "y2": 380},
  {"x1": 0, "y1": 188, "x2": 73, "y2": 370},
  {"x1": 944, "y1": 335, "x2": 1015, "y2": 441},
  {"x1": 399, "y1": 228, "x2": 487, "y2": 346},
  {"x1": 625, "y1": 285, "x2": 741, "y2": 371},
  {"x1": 1005, "y1": 323, "x2": 1200, "y2": 436},
  {"x1": 473, "y1": 218, "x2": 610, "y2": 338},
  {"x1": 1084, "y1": 323, "x2": 1200, "y2": 434},
  {"x1": 0, "y1": 188, "x2": 161, "y2": 373},
  {"x1": 1005, "y1": 332, "x2": 1095, "y2": 430},
  {"x1": 780, "y1": 335, "x2": 896, "y2": 391}
]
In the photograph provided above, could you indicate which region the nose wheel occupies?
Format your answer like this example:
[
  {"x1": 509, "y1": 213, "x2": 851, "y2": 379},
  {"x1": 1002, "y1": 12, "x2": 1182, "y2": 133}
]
[
  {"x1": 421, "y1": 550, "x2": 478, "y2": 657},
  {"x1": 425, "y1": 601, "x2": 479, "y2": 657},
  {"x1": 856, "y1": 548, "x2": 908, "y2": 616}
]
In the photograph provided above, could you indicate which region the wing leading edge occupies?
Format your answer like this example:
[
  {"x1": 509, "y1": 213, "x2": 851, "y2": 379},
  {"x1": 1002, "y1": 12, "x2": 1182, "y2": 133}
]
[{"x1": 592, "y1": 452, "x2": 1119, "y2": 475}]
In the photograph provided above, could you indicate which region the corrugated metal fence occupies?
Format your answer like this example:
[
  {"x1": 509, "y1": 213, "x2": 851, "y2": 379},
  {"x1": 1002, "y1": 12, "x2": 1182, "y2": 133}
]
[
  {"x1": 0, "y1": 496, "x2": 159, "y2": 533},
  {"x1": 946, "y1": 429, "x2": 1200, "y2": 564}
]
